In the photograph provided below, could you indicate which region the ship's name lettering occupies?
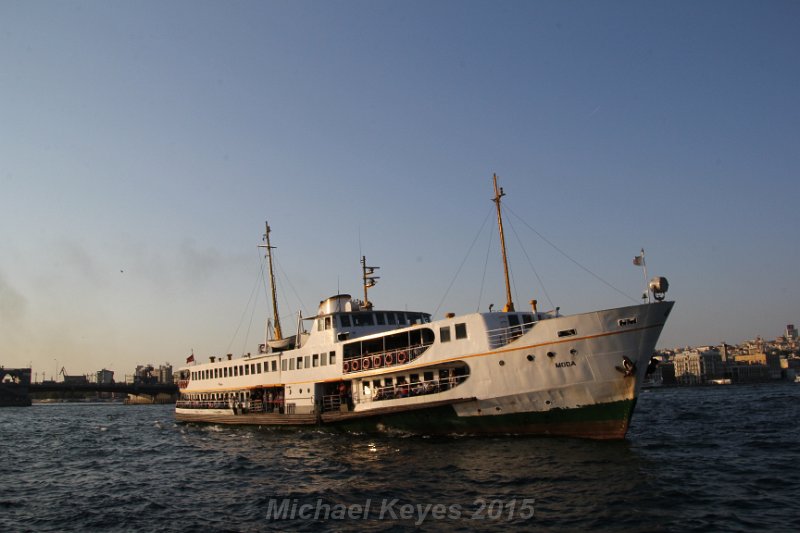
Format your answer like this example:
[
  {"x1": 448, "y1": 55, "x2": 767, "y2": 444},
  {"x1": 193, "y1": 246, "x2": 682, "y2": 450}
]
[{"x1": 555, "y1": 361, "x2": 576, "y2": 368}]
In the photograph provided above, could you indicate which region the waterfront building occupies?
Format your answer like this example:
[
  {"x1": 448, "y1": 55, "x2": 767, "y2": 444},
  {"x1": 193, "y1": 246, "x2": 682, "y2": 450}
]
[
  {"x1": 728, "y1": 364, "x2": 771, "y2": 383},
  {"x1": 733, "y1": 352, "x2": 782, "y2": 379},
  {"x1": 659, "y1": 362, "x2": 676, "y2": 385},
  {"x1": 673, "y1": 347, "x2": 723, "y2": 385}
]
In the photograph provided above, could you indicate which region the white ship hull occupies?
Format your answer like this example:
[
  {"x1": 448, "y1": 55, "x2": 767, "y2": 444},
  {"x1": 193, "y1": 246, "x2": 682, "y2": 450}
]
[{"x1": 177, "y1": 300, "x2": 672, "y2": 439}]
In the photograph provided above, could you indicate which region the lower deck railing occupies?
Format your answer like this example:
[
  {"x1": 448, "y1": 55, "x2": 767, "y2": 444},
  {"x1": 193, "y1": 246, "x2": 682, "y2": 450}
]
[{"x1": 360, "y1": 375, "x2": 468, "y2": 403}]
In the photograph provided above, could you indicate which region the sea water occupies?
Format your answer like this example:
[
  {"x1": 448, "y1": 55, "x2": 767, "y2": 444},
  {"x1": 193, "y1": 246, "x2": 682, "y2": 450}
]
[{"x1": 1, "y1": 383, "x2": 798, "y2": 532}]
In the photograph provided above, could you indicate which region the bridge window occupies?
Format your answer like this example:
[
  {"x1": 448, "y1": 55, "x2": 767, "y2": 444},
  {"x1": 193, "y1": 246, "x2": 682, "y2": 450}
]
[
  {"x1": 321, "y1": 352, "x2": 328, "y2": 366},
  {"x1": 376, "y1": 312, "x2": 386, "y2": 325},
  {"x1": 281, "y1": 360, "x2": 287, "y2": 371},
  {"x1": 296, "y1": 357, "x2": 303, "y2": 369},
  {"x1": 330, "y1": 351, "x2": 336, "y2": 365},
  {"x1": 455, "y1": 323, "x2": 468, "y2": 339},
  {"x1": 325, "y1": 317, "x2": 332, "y2": 330},
  {"x1": 386, "y1": 312, "x2": 397, "y2": 325},
  {"x1": 289, "y1": 359, "x2": 295, "y2": 371},
  {"x1": 339, "y1": 314, "x2": 352, "y2": 327},
  {"x1": 239, "y1": 365, "x2": 244, "y2": 375},
  {"x1": 440, "y1": 326, "x2": 451, "y2": 343},
  {"x1": 353, "y1": 313, "x2": 374, "y2": 326},
  {"x1": 313, "y1": 354, "x2": 319, "y2": 367},
  {"x1": 272, "y1": 360, "x2": 277, "y2": 372}
]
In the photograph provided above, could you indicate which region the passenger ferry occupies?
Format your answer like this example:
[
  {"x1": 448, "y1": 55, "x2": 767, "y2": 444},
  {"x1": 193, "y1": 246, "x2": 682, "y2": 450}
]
[{"x1": 176, "y1": 176, "x2": 673, "y2": 439}]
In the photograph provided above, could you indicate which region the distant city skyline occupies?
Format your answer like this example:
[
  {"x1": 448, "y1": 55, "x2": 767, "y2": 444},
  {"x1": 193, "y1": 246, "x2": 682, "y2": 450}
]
[{"x1": 2, "y1": 1, "x2": 798, "y2": 374}]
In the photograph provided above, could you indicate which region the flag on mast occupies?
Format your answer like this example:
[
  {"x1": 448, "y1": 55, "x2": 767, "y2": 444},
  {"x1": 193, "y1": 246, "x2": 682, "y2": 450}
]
[
  {"x1": 633, "y1": 254, "x2": 644, "y2": 266},
  {"x1": 186, "y1": 353, "x2": 195, "y2": 364}
]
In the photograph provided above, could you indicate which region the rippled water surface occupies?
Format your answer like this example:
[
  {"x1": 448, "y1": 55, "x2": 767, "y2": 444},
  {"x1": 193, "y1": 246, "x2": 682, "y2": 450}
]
[{"x1": 1, "y1": 384, "x2": 798, "y2": 532}]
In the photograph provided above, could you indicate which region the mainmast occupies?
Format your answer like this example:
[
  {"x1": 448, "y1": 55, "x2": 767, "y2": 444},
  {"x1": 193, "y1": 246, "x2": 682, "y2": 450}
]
[
  {"x1": 259, "y1": 222, "x2": 282, "y2": 341},
  {"x1": 492, "y1": 174, "x2": 515, "y2": 312},
  {"x1": 361, "y1": 255, "x2": 379, "y2": 310}
]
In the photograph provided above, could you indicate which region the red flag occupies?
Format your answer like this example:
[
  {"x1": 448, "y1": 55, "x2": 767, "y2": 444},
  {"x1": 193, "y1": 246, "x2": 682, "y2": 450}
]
[
  {"x1": 186, "y1": 354, "x2": 195, "y2": 364},
  {"x1": 633, "y1": 255, "x2": 643, "y2": 266}
]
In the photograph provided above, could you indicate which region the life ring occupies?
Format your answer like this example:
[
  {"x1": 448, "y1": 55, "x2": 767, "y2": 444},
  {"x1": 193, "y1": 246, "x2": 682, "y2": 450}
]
[
  {"x1": 343, "y1": 360, "x2": 350, "y2": 373},
  {"x1": 362, "y1": 357, "x2": 371, "y2": 370},
  {"x1": 385, "y1": 353, "x2": 394, "y2": 365},
  {"x1": 398, "y1": 351, "x2": 407, "y2": 364},
  {"x1": 351, "y1": 359, "x2": 360, "y2": 371},
  {"x1": 373, "y1": 355, "x2": 382, "y2": 368}
]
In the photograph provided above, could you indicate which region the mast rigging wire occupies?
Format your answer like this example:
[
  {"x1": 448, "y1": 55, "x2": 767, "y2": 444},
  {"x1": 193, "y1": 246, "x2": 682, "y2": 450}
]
[
  {"x1": 227, "y1": 255, "x2": 266, "y2": 355},
  {"x1": 433, "y1": 206, "x2": 494, "y2": 318},
  {"x1": 504, "y1": 203, "x2": 638, "y2": 304}
]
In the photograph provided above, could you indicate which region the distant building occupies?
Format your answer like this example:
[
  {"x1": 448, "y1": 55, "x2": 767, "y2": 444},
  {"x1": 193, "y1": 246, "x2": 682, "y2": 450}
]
[
  {"x1": 735, "y1": 353, "x2": 767, "y2": 365},
  {"x1": 729, "y1": 364, "x2": 771, "y2": 383},
  {"x1": 787, "y1": 324, "x2": 797, "y2": 341},
  {"x1": 673, "y1": 347, "x2": 723, "y2": 385},
  {"x1": 96, "y1": 369, "x2": 114, "y2": 384},
  {"x1": 134, "y1": 365, "x2": 157, "y2": 385},
  {"x1": 720, "y1": 343, "x2": 733, "y2": 365},
  {"x1": 63, "y1": 374, "x2": 88, "y2": 385},
  {"x1": 659, "y1": 361, "x2": 677, "y2": 385},
  {"x1": 132, "y1": 363, "x2": 173, "y2": 385},
  {"x1": 733, "y1": 352, "x2": 782, "y2": 379},
  {"x1": 157, "y1": 364, "x2": 173, "y2": 384}
]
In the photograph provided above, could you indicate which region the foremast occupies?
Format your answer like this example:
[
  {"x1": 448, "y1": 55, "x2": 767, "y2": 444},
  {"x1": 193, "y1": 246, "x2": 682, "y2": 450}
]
[
  {"x1": 259, "y1": 222, "x2": 282, "y2": 341},
  {"x1": 492, "y1": 174, "x2": 515, "y2": 312}
]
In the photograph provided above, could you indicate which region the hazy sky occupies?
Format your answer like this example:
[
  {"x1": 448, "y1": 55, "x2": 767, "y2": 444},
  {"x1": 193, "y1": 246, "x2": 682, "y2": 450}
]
[{"x1": 2, "y1": 1, "x2": 798, "y2": 378}]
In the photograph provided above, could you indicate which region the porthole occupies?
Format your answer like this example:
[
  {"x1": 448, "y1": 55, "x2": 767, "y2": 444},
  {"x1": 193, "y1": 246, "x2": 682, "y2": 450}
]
[
  {"x1": 526, "y1": 354, "x2": 534, "y2": 362},
  {"x1": 499, "y1": 360, "x2": 505, "y2": 366},
  {"x1": 570, "y1": 349, "x2": 577, "y2": 356},
  {"x1": 547, "y1": 351, "x2": 556, "y2": 358}
]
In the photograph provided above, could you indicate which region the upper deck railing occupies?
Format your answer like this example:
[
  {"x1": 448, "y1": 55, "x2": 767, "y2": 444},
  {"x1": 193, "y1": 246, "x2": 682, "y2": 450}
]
[
  {"x1": 486, "y1": 322, "x2": 535, "y2": 349},
  {"x1": 342, "y1": 343, "x2": 432, "y2": 374}
]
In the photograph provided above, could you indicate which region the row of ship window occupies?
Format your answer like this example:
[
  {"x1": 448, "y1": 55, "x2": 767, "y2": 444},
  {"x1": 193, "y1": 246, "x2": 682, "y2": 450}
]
[
  {"x1": 282, "y1": 351, "x2": 337, "y2": 371},
  {"x1": 190, "y1": 351, "x2": 339, "y2": 381},
  {"x1": 192, "y1": 360, "x2": 278, "y2": 381},
  {"x1": 317, "y1": 311, "x2": 431, "y2": 331}
]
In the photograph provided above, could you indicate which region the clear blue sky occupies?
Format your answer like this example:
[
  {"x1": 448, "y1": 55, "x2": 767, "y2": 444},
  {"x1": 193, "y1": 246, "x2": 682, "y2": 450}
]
[{"x1": 2, "y1": 1, "x2": 798, "y2": 378}]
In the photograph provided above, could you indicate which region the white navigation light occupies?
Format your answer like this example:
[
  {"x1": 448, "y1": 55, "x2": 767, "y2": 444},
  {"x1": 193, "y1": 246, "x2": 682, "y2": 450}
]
[{"x1": 649, "y1": 277, "x2": 669, "y2": 301}]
